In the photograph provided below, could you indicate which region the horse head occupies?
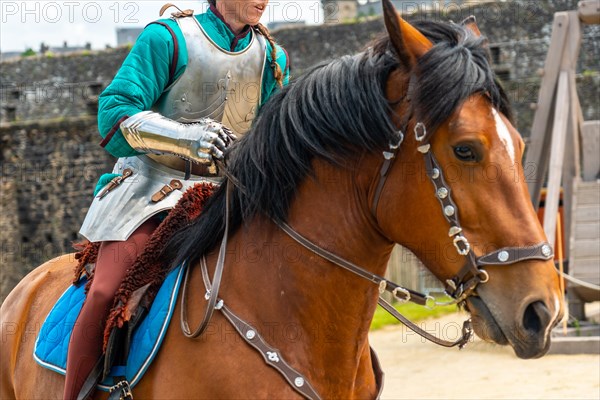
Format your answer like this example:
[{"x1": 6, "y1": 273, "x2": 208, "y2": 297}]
[{"x1": 373, "y1": 0, "x2": 564, "y2": 359}]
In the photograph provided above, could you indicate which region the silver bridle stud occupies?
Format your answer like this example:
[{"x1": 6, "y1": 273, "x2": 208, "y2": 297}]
[
  {"x1": 417, "y1": 144, "x2": 431, "y2": 154},
  {"x1": 444, "y1": 205, "x2": 455, "y2": 217},
  {"x1": 294, "y1": 377, "x2": 305, "y2": 388},
  {"x1": 246, "y1": 330, "x2": 256, "y2": 340},
  {"x1": 431, "y1": 168, "x2": 440, "y2": 179},
  {"x1": 383, "y1": 151, "x2": 395, "y2": 160},
  {"x1": 448, "y1": 226, "x2": 462, "y2": 237},
  {"x1": 541, "y1": 244, "x2": 552, "y2": 258},
  {"x1": 497, "y1": 250, "x2": 509, "y2": 263},
  {"x1": 437, "y1": 187, "x2": 449, "y2": 199}
]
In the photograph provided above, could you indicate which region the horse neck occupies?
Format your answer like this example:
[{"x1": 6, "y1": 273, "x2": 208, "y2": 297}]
[
  {"x1": 220, "y1": 157, "x2": 394, "y2": 395},
  {"x1": 287, "y1": 158, "x2": 394, "y2": 275}
]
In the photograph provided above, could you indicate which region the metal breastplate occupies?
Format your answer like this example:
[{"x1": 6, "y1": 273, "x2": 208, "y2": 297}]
[{"x1": 153, "y1": 16, "x2": 267, "y2": 136}]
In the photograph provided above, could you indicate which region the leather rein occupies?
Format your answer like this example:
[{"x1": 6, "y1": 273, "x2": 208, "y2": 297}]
[{"x1": 178, "y1": 122, "x2": 554, "y2": 400}]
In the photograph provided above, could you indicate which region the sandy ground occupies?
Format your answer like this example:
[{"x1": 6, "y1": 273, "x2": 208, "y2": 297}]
[{"x1": 369, "y1": 311, "x2": 600, "y2": 400}]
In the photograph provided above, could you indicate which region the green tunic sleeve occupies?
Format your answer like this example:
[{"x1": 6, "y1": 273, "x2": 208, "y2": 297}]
[{"x1": 97, "y1": 19, "x2": 186, "y2": 158}]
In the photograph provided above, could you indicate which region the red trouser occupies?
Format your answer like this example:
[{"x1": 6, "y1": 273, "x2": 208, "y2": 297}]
[{"x1": 63, "y1": 218, "x2": 159, "y2": 400}]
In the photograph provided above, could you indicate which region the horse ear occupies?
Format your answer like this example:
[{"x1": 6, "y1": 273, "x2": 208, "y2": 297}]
[
  {"x1": 382, "y1": 0, "x2": 432, "y2": 68},
  {"x1": 461, "y1": 15, "x2": 481, "y2": 37}
]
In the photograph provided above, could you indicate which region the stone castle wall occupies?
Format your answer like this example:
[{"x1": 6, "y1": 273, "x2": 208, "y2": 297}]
[
  {"x1": 1, "y1": 117, "x2": 112, "y2": 298},
  {"x1": 1, "y1": 0, "x2": 598, "y2": 299}
]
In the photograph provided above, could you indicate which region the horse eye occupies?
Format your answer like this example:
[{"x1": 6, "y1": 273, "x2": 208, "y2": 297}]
[{"x1": 453, "y1": 145, "x2": 478, "y2": 162}]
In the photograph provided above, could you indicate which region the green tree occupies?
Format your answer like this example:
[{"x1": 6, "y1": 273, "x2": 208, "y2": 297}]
[{"x1": 21, "y1": 48, "x2": 36, "y2": 57}]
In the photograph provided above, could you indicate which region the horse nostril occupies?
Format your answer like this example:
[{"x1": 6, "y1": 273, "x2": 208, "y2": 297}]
[{"x1": 523, "y1": 301, "x2": 551, "y2": 334}]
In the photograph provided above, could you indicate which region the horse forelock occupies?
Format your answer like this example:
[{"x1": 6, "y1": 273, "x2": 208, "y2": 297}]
[{"x1": 409, "y1": 20, "x2": 513, "y2": 138}]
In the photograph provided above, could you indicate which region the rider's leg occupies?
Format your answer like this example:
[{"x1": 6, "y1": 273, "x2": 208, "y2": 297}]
[{"x1": 63, "y1": 218, "x2": 160, "y2": 400}]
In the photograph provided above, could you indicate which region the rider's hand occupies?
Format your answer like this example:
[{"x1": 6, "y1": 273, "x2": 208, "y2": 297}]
[{"x1": 193, "y1": 120, "x2": 237, "y2": 164}]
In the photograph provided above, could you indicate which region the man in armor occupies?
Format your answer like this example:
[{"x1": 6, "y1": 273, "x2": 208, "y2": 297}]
[{"x1": 64, "y1": 0, "x2": 289, "y2": 397}]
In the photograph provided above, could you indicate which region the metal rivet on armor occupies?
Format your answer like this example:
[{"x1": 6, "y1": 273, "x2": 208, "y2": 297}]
[
  {"x1": 294, "y1": 377, "x2": 305, "y2": 387},
  {"x1": 542, "y1": 244, "x2": 552, "y2": 257},
  {"x1": 498, "y1": 250, "x2": 509, "y2": 262},
  {"x1": 437, "y1": 187, "x2": 448, "y2": 199},
  {"x1": 444, "y1": 205, "x2": 455, "y2": 216},
  {"x1": 246, "y1": 330, "x2": 256, "y2": 340},
  {"x1": 432, "y1": 168, "x2": 440, "y2": 179}
]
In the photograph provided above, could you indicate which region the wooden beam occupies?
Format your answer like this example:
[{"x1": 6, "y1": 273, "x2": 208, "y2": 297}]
[
  {"x1": 543, "y1": 71, "x2": 570, "y2": 248},
  {"x1": 581, "y1": 121, "x2": 600, "y2": 181},
  {"x1": 561, "y1": 74, "x2": 576, "y2": 261},
  {"x1": 562, "y1": 12, "x2": 583, "y2": 72},
  {"x1": 578, "y1": 0, "x2": 600, "y2": 24},
  {"x1": 525, "y1": 13, "x2": 569, "y2": 208},
  {"x1": 561, "y1": 12, "x2": 583, "y2": 260}
]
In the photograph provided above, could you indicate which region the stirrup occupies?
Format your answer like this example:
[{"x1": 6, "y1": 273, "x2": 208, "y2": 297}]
[{"x1": 108, "y1": 379, "x2": 133, "y2": 400}]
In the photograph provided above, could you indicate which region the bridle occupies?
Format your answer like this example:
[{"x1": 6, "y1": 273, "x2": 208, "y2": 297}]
[{"x1": 371, "y1": 115, "x2": 554, "y2": 329}]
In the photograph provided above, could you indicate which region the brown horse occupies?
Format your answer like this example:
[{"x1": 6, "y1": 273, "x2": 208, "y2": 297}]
[{"x1": 1, "y1": 2, "x2": 564, "y2": 398}]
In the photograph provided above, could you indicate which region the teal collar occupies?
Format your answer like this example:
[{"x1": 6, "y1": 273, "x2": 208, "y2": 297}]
[{"x1": 206, "y1": 5, "x2": 252, "y2": 52}]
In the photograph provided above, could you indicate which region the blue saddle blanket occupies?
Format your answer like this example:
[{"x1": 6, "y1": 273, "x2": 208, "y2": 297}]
[{"x1": 33, "y1": 264, "x2": 186, "y2": 391}]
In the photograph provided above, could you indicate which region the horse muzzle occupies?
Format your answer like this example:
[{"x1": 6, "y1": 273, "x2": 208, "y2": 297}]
[{"x1": 465, "y1": 294, "x2": 561, "y2": 359}]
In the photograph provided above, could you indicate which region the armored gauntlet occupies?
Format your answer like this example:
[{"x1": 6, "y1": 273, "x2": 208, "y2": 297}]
[{"x1": 120, "y1": 111, "x2": 235, "y2": 164}]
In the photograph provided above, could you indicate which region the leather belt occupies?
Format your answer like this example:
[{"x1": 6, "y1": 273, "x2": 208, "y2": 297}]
[
  {"x1": 151, "y1": 179, "x2": 183, "y2": 203},
  {"x1": 147, "y1": 154, "x2": 218, "y2": 177}
]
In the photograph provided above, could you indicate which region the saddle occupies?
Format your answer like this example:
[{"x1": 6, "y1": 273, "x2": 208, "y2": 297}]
[{"x1": 34, "y1": 265, "x2": 186, "y2": 397}]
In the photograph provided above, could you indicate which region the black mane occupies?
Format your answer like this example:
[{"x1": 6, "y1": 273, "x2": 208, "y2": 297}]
[{"x1": 166, "y1": 19, "x2": 512, "y2": 267}]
